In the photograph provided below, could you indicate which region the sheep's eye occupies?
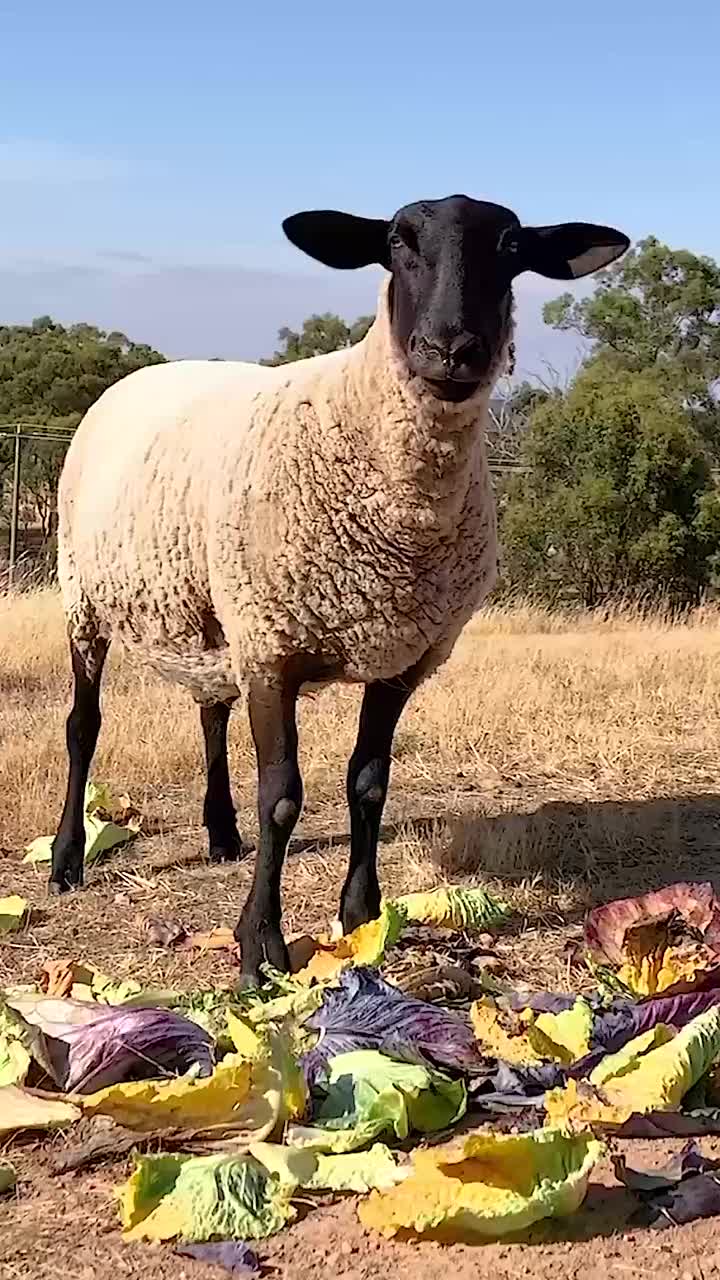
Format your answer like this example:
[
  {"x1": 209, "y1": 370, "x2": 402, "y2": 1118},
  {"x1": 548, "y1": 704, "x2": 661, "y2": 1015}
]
[{"x1": 390, "y1": 225, "x2": 419, "y2": 254}]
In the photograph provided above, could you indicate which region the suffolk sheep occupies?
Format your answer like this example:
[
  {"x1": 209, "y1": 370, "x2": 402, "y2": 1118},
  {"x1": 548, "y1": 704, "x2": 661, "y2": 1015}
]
[{"x1": 51, "y1": 194, "x2": 629, "y2": 982}]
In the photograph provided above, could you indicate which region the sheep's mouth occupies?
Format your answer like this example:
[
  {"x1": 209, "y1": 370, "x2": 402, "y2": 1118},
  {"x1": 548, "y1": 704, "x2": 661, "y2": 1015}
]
[{"x1": 422, "y1": 377, "x2": 482, "y2": 404}]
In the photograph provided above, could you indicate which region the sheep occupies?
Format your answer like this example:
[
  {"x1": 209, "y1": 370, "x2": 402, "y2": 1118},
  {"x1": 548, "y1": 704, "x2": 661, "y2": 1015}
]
[{"x1": 51, "y1": 194, "x2": 629, "y2": 983}]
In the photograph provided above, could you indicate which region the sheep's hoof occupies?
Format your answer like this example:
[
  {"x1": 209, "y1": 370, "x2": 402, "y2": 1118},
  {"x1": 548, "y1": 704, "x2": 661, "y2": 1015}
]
[
  {"x1": 208, "y1": 832, "x2": 249, "y2": 864},
  {"x1": 48, "y1": 874, "x2": 84, "y2": 896},
  {"x1": 340, "y1": 878, "x2": 381, "y2": 936},
  {"x1": 234, "y1": 920, "x2": 289, "y2": 986}
]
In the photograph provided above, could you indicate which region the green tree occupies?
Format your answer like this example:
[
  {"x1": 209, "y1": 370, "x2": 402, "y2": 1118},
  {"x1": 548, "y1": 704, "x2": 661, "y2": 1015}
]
[
  {"x1": 500, "y1": 364, "x2": 720, "y2": 607},
  {"x1": 544, "y1": 237, "x2": 720, "y2": 370},
  {"x1": 0, "y1": 319, "x2": 165, "y2": 427},
  {"x1": 261, "y1": 312, "x2": 373, "y2": 365},
  {"x1": 544, "y1": 237, "x2": 720, "y2": 454},
  {"x1": 0, "y1": 319, "x2": 165, "y2": 557}
]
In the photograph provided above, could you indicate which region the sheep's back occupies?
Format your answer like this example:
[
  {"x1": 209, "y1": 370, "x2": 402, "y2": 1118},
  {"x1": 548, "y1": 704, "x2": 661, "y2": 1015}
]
[{"x1": 57, "y1": 359, "x2": 282, "y2": 691}]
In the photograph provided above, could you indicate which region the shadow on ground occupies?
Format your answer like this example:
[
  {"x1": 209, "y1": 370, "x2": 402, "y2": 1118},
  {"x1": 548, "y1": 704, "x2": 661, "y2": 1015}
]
[{"x1": 276, "y1": 791, "x2": 720, "y2": 933}]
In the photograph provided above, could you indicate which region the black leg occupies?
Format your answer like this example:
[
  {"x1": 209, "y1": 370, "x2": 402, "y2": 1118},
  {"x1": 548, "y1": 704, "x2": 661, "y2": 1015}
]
[
  {"x1": 340, "y1": 670, "x2": 420, "y2": 934},
  {"x1": 234, "y1": 673, "x2": 302, "y2": 984},
  {"x1": 200, "y1": 701, "x2": 245, "y2": 862},
  {"x1": 50, "y1": 638, "x2": 109, "y2": 893}
]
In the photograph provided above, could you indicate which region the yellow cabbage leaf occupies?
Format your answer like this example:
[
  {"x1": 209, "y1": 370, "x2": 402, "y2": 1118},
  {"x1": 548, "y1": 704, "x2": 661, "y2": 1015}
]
[
  {"x1": 358, "y1": 1126, "x2": 602, "y2": 1240},
  {"x1": 392, "y1": 886, "x2": 509, "y2": 931},
  {"x1": 0, "y1": 1084, "x2": 80, "y2": 1135},
  {"x1": 226, "y1": 1011, "x2": 307, "y2": 1129},
  {"x1": 470, "y1": 1000, "x2": 544, "y2": 1065},
  {"x1": 249, "y1": 1141, "x2": 408, "y2": 1192},
  {"x1": 0, "y1": 896, "x2": 27, "y2": 934},
  {"x1": 119, "y1": 1151, "x2": 295, "y2": 1242},
  {"x1": 529, "y1": 998, "x2": 594, "y2": 1064},
  {"x1": 81, "y1": 1054, "x2": 255, "y2": 1133},
  {"x1": 292, "y1": 902, "x2": 405, "y2": 984},
  {"x1": 546, "y1": 1005, "x2": 720, "y2": 1129}
]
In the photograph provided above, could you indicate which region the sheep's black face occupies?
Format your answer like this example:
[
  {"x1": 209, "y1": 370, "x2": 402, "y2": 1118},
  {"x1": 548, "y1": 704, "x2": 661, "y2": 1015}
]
[
  {"x1": 282, "y1": 197, "x2": 630, "y2": 404},
  {"x1": 387, "y1": 196, "x2": 519, "y2": 402}
]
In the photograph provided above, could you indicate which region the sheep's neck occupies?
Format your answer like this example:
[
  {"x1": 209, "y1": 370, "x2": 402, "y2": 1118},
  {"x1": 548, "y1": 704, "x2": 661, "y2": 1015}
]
[{"x1": 346, "y1": 316, "x2": 491, "y2": 543}]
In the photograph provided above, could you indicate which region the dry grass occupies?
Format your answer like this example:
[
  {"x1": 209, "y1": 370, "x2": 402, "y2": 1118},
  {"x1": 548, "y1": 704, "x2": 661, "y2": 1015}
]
[{"x1": 2, "y1": 588, "x2": 720, "y2": 996}]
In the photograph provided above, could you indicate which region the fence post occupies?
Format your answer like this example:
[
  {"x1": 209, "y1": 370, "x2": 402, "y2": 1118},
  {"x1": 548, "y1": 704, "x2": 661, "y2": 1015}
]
[{"x1": 8, "y1": 425, "x2": 22, "y2": 589}]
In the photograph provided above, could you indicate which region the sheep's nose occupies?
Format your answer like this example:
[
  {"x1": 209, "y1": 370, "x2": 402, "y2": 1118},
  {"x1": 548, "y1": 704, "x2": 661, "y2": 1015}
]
[{"x1": 409, "y1": 333, "x2": 453, "y2": 369}]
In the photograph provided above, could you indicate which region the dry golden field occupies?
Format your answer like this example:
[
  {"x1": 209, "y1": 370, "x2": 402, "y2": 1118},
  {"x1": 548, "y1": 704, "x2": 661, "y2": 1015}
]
[{"x1": 3, "y1": 588, "x2": 720, "y2": 1278}]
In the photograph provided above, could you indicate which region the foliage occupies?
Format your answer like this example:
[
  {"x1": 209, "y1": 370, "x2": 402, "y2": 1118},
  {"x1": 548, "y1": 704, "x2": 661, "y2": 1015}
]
[
  {"x1": 261, "y1": 312, "x2": 373, "y2": 365},
  {"x1": 0, "y1": 318, "x2": 165, "y2": 426},
  {"x1": 500, "y1": 364, "x2": 720, "y2": 606},
  {"x1": 543, "y1": 237, "x2": 720, "y2": 455},
  {"x1": 0, "y1": 318, "x2": 165, "y2": 561},
  {"x1": 543, "y1": 237, "x2": 720, "y2": 370}
]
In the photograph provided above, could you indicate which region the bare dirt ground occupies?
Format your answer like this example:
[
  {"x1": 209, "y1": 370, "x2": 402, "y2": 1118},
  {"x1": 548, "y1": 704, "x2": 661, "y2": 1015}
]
[{"x1": 3, "y1": 590, "x2": 720, "y2": 1278}]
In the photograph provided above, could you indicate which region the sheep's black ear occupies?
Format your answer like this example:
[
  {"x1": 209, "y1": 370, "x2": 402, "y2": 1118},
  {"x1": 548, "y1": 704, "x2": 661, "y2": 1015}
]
[
  {"x1": 518, "y1": 222, "x2": 630, "y2": 280},
  {"x1": 282, "y1": 211, "x2": 391, "y2": 270}
]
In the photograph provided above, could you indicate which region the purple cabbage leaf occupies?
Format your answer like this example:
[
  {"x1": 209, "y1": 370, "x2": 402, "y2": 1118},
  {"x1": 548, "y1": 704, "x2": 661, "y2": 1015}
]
[
  {"x1": 176, "y1": 1242, "x2": 261, "y2": 1276},
  {"x1": 613, "y1": 1139, "x2": 720, "y2": 1228},
  {"x1": 43, "y1": 1004, "x2": 215, "y2": 1094},
  {"x1": 300, "y1": 966, "x2": 484, "y2": 1085}
]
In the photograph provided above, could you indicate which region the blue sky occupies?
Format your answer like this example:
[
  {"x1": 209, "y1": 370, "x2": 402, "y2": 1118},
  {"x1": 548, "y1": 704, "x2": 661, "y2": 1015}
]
[{"x1": 2, "y1": 0, "x2": 718, "y2": 375}]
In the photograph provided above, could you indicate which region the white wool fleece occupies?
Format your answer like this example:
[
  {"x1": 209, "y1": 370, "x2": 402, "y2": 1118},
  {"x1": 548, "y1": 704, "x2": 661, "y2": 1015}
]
[{"x1": 57, "y1": 278, "x2": 501, "y2": 702}]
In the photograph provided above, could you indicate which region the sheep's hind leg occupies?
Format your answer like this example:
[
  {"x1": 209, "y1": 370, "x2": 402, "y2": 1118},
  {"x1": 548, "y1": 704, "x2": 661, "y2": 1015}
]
[
  {"x1": 50, "y1": 636, "x2": 109, "y2": 894},
  {"x1": 200, "y1": 700, "x2": 247, "y2": 862},
  {"x1": 340, "y1": 668, "x2": 420, "y2": 934},
  {"x1": 234, "y1": 673, "x2": 302, "y2": 985}
]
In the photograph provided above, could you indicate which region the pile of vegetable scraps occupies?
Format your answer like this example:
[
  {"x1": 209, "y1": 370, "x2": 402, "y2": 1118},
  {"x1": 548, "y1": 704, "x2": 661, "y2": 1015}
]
[{"x1": 5, "y1": 877, "x2": 720, "y2": 1267}]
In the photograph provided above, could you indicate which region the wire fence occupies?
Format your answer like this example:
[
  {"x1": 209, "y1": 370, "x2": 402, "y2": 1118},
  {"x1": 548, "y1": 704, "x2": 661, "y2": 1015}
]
[
  {"x1": 0, "y1": 419, "x2": 532, "y2": 589},
  {"x1": 0, "y1": 423, "x2": 76, "y2": 587}
]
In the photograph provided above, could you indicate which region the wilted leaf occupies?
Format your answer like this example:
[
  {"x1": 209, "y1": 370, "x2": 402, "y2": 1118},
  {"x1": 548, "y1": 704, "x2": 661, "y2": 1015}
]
[
  {"x1": 292, "y1": 903, "x2": 406, "y2": 984},
  {"x1": 180, "y1": 927, "x2": 238, "y2": 954},
  {"x1": 613, "y1": 1138, "x2": 705, "y2": 1193},
  {"x1": 472, "y1": 1059, "x2": 566, "y2": 1111},
  {"x1": 41, "y1": 959, "x2": 78, "y2": 999},
  {"x1": 615, "y1": 1108, "x2": 720, "y2": 1138},
  {"x1": 392, "y1": 886, "x2": 510, "y2": 931},
  {"x1": 301, "y1": 967, "x2": 482, "y2": 1086},
  {"x1": 584, "y1": 882, "x2": 720, "y2": 996},
  {"x1": 249, "y1": 1140, "x2": 408, "y2": 1191},
  {"x1": 176, "y1": 1242, "x2": 260, "y2": 1276},
  {"x1": 0, "y1": 1084, "x2": 80, "y2": 1135},
  {"x1": 546, "y1": 1005, "x2": 720, "y2": 1129},
  {"x1": 82, "y1": 1053, "x2": 254, "y2": 1132},
  {"x1": 0, "y1": 999, "x2": 58, "y2": 1087},
  {"x1": 226, "y1": 1012, "x2": 307, "y2": 1129},
  {"x1": 470, "y1": 1001, "x2": 544, "y2": 1065},
  {"x1": 394, "y1": 963, "x2": 480, "y2": 1003},
  {"x1": 119, "y1": 1151, "x2": 295, "y2": 1241},
  {"x1": 24, "y1": 780, "x2": 139, "y2": 866},
  {"x1": 614, "y1": 1140, "x2": 720, "y2": 1228},
  {"x1": 530, "y1": 999, "x2": 594, "y2": 1064},
  {"x1": 36, "y1": 959, "x2": 175, "y2": 1008},
  {"x1": 0, "y1": 895, "x2": 27, "y2": 934},
  {"x1": 358, "y1": 1126, "x2": 602, "y2": 1240}
]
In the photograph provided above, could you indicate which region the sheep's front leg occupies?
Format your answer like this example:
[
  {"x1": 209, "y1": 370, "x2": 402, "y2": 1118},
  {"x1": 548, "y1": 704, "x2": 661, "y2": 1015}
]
[
  {"x1": 234, "y1": 674, "x2": 302, "y2": 985},
  {"x1": 340, "y1": 669, "x2": 420, "y2": 934}
]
